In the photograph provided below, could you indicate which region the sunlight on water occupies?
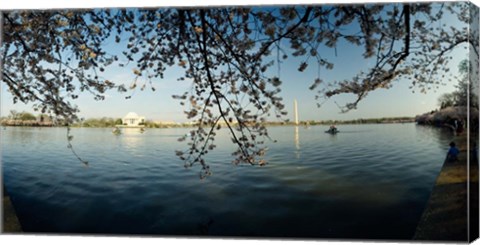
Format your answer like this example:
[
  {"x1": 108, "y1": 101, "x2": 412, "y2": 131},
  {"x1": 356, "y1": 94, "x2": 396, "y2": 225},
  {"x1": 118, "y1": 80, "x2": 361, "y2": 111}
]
[{"x1": 1, "y1": 124, "x2": 454, "y2": 239}]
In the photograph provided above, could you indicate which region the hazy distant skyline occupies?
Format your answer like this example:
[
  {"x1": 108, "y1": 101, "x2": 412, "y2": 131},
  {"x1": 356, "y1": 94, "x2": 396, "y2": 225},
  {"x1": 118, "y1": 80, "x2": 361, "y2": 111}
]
[{"x1": 0, "y1": 0, "x2": 469, "y2": 123}]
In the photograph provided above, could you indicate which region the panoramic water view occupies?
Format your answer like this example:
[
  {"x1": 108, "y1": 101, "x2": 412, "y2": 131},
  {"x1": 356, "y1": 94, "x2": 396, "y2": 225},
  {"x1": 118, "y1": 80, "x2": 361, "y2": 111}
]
[
  {"x1": 1, "y1": 1, "x2": 478, "y2": 243},
  {"x1": 2, "y1": 123, "x2": 455, "y2": 239}
]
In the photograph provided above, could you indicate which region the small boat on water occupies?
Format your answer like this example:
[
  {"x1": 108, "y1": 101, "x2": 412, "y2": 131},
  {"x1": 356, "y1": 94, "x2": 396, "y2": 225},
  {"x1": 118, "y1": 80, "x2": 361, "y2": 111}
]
[
  {"x1": 112, "y1": 127, "x2": 122, "y2": 135},
  {"x1": 325, "y1": 126, "x2": 339, "y2": 134},
  {"x1": 325, "y1": 129, "x2": 339, "y2": 134}
]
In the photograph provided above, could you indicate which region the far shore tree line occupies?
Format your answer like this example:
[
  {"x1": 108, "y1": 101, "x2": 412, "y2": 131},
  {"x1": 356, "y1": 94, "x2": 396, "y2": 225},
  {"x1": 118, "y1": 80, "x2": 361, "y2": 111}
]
[
  {"x1": 0, "y1": 110, "x2": 55, "y2": 126},
  {"x1": 1, "y1": 112, "x2": 415, "y2": 128}
]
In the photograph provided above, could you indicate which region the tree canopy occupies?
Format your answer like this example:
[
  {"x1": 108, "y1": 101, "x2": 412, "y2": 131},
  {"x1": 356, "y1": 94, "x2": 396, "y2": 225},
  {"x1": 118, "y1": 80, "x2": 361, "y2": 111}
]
[
  {"x1": 1, "y1": 2, "x2": 478, "y2": 176},
  {"x1": 438, "y1": 59, "x2": 479, "y2": 109},
  {"x1": 6, "y1": 110, "x2": 36, "y2": 121}
]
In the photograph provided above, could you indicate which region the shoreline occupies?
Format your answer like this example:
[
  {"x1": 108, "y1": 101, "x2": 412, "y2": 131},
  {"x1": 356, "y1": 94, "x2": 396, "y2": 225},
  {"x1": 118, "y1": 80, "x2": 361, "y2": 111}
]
[
  {"x1": 1, "y1": 116, "x2": 416, "y2": 128},
  {"x1": 2, "y1": 120, "x2": 416, "y2": 129},
  {"x1": 2, "y1": 185, "x2": 22, "y2": 233},
  {"x1": 413, "y1": 133, "x2": 478, "y2": 241}
]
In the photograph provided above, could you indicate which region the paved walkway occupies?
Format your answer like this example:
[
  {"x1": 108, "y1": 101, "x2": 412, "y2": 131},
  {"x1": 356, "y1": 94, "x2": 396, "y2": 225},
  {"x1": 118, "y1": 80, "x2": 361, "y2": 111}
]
[{"x1": 413, "y1": 135, "x2": 478, "y2": 242}]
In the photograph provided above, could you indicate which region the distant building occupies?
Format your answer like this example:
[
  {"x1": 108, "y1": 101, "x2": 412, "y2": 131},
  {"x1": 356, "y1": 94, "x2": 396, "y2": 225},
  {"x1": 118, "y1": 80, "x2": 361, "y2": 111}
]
[{"x1": 123, "y1": 112, "x2": 145, "y2": 126}]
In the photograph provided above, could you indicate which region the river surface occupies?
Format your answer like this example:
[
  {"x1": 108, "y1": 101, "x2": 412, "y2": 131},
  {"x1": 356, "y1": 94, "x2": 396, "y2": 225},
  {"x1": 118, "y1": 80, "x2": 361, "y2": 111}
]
[{"x1": 1, "y1": 124, "x2": 455, "y2": 239}]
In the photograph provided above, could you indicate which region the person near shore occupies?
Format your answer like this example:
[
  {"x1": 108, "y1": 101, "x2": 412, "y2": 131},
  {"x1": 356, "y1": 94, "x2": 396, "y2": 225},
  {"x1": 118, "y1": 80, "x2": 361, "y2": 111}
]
[
  {"x1": 447, "y1": 141, "x2": 460, "y2": 161},
  {"x1": 453, "y1": 118, "x2": 464, "y2": 134}
]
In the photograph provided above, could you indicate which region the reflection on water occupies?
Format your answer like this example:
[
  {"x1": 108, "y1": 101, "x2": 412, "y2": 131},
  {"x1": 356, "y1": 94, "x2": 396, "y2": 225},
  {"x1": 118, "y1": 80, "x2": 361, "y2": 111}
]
[
  {"x1": 415, "y1": 125, "x2": 457, "y2": 150},
  {"x1": 294, "y1": 126, "x2": 300, "y2": 159},
  {"x1": 2, "y1": 124, "x2": 451, "y2": 239},
  {"x1": 120, "y1": 129, "x2": 143, "y2": 149}
]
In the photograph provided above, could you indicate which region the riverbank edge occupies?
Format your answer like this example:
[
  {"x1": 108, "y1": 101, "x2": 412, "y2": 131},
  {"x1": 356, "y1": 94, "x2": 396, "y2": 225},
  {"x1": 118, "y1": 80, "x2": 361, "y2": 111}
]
[
  {"x1": 2, "y1": 184, "x2": 23, "y2": 233},
  {"x1": 1, "y1": 116, "x2": 415, "y2": 128},
  {"x1": 413, "y1": 133, "x2": 478, "y2": 242}
]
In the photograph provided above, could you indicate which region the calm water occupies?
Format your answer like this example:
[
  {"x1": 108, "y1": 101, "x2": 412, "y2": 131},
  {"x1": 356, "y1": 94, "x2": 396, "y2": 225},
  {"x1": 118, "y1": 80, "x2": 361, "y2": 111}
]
[{"x1": 1, "y1": 124, "x2": 455, "y2": 239}]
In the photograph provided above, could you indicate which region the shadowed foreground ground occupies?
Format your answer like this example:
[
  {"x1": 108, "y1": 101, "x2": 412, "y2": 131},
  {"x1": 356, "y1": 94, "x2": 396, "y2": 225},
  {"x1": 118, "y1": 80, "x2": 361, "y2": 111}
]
[
  {"x1": 2, "y1": 184, "x2": 22, "y2": 232},
  {"x1": 414, "y1": 134, "x2": 479, "y2": 242}
]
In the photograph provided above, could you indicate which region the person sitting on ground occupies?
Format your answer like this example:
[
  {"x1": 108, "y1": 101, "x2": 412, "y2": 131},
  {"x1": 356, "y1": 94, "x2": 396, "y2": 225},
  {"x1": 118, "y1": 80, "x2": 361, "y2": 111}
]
[{"x1": 447, "y1": 141, "x2": 460, "y2": 161}]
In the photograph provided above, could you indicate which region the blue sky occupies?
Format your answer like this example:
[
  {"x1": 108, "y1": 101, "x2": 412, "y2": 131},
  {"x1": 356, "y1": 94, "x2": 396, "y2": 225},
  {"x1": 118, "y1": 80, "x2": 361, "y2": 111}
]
[{"x1": 0, "y1": 1, "x2": 470, "y2": 122}]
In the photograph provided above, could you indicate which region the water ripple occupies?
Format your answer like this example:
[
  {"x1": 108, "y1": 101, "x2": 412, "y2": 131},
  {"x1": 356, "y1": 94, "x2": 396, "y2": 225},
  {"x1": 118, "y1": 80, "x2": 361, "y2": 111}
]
[{"x1": 2, "y1": 124, "x2": 449, "y2": 239}]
